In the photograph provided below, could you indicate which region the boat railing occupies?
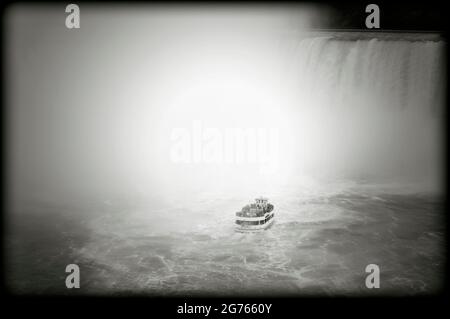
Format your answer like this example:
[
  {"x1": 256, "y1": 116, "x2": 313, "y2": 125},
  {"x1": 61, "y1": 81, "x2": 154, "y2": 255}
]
[{"x1": 236, "y1": 210, "x2": 265, "y2": 217}]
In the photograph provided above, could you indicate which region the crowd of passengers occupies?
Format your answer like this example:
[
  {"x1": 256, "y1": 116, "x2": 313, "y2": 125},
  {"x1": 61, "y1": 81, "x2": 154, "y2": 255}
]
[{"x1": 237, "y1": 203, "x2": 274, "y2": 217}]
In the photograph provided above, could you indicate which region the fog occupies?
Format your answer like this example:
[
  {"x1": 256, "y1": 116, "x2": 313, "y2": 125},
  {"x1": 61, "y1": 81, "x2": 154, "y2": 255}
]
[{"x1": 5, "y1": 5, "x2": 445, "y2": 211}]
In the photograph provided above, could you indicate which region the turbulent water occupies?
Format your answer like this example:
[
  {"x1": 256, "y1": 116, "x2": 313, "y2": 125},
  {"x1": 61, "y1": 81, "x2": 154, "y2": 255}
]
[
  {"x1": 6, "y1": 32, "x2": 446, "y2": 296},
  {"x1": 6, "y1": 183, "x2": 445, "y2": 296}
]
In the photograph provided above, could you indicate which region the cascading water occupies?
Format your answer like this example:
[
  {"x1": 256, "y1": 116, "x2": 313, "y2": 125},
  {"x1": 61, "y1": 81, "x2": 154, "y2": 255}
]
[
  {"x1": 281, "y1": 33, "x2": 445, "y2": 190},
  {"x1": 290, "y1": 36, "x2": 444, "y2": 112}
]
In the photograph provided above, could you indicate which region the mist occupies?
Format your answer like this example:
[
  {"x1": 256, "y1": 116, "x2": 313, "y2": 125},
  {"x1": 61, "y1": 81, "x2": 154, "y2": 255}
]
[{"x1": 5, "y1": 5, "x2": 445, "y2": 211}]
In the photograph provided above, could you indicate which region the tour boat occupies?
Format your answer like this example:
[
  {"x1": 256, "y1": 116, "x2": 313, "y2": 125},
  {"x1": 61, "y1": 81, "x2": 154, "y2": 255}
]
[{"x1": 235, "y1": 197, "x2": 275, "y2": 232}]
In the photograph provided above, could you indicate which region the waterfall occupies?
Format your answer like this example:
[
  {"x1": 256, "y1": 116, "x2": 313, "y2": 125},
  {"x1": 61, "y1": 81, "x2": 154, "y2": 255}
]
[{"x1": 282, "y1": 33, "x2": 445, "y2": 189}]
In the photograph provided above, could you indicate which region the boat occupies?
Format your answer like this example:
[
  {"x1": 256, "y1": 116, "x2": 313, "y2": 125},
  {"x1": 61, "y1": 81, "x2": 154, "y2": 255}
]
[{"x1": 235, "y1": 197, "x2": 275, "y2": 232}]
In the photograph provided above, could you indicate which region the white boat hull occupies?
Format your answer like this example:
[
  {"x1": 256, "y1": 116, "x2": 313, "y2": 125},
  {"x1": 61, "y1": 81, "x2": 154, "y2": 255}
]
[{"x1": 235, "y1": 211, "x2": 275, "y2": 232}]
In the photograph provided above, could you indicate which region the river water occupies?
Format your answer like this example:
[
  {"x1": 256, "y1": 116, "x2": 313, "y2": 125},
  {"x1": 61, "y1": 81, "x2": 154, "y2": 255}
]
[{"x1": 6, "y1": 182, "x2": 445, "y2": 296}]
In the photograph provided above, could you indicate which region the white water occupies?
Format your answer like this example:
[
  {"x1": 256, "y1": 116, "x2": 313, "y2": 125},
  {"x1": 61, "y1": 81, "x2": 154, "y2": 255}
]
[{"x1": 279, "y1": 33, "x2": 445, "y2": 191}]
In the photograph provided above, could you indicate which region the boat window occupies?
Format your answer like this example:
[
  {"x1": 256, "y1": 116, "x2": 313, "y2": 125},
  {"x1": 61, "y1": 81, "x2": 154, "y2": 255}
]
[{"x1": 236, "y1": 220, "x2": 260, "y2": 226}]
